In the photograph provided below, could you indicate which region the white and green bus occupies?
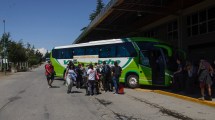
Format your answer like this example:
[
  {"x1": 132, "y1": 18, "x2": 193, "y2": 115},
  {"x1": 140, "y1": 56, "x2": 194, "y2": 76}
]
[{"x1": 51, "y1": 37, "x2": 175, "y2": 88}]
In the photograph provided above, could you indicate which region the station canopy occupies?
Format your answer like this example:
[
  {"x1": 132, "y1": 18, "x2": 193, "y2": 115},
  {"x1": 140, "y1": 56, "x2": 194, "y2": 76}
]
[{"x1": 74, "y1": 0, "x2": 203, "y2": 44}]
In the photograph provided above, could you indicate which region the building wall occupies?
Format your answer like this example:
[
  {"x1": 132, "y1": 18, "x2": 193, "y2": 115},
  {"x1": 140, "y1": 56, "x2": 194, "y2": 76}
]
[
  {"x1": 140, "y1": 0, "x2": 215, "y2": 62},
  {"x1": 182, "y1": 0, "x2": 215, "y2": 62}
]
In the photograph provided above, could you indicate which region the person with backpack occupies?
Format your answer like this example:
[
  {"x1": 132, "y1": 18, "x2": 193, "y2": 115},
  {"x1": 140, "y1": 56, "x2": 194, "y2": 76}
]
[
  {"x1": 112, "y1": 61, "x2": 122, "y2": 94},
  {"x1": 80, "y1": 63, "x2": 87, "y2": 88},
  {"x1": 101, "y1": 61, "x2": 112, "y2": 92},
  {"x1": 80, "y1": 63, "x2": 90, "y2": 95},
  {"x1": 76, "y1": 63, "x2": 83, "y2": 89}
]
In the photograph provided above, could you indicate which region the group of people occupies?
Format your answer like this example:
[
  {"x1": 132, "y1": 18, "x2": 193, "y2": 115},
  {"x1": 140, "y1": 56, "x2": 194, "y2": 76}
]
[
  {"x1": 173, "y1": 58, "x2": 215, "y2": 101},
  {"x1": 61, "y1": 60, "x2": 122, "y2": 96}
]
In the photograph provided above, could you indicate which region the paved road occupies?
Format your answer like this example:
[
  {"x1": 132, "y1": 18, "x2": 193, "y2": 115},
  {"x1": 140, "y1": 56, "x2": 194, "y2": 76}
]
[{"x1": 0, "y1": 65, "x2": 215, "y2": 120}]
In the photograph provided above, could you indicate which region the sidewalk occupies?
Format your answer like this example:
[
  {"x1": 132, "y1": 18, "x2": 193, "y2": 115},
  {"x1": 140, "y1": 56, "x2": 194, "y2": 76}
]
[{"x1": 135, "y1": 85, "x2": 215, "y2": 108}]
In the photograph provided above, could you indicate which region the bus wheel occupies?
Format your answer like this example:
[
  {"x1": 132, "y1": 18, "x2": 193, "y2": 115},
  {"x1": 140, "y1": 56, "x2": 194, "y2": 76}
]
[{"x1": 127, "y1": 75, "x2": 139, "y2": 88}]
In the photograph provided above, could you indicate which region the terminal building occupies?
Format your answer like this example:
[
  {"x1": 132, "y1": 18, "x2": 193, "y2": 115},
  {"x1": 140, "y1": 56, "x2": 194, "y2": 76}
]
[{"x1": 74, "y1": 0, "x2": 215, "y2": 63}]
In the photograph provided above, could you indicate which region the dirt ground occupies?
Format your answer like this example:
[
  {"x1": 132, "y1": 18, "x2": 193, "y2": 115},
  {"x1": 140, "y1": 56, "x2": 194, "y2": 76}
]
[{"x1": 0, "y1": 71, "x2": 13, "y2": 79}]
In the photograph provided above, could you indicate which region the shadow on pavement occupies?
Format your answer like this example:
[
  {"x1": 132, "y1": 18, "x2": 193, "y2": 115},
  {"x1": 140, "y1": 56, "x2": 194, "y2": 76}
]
[
  {"x1": 71, "y1": 91, "x2": 83, "y2": 93},
  {"x1": 51, "y1": 86, "x2": 60, "y2": 88},
  {"x1": 54, "y1": 77, "x2": 64, "y2": 81}
]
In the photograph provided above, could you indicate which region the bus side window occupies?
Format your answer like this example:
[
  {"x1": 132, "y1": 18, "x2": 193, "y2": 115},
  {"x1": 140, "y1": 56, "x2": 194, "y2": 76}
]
[
  {"x1": 116, "y1": 43, "x2": 137, "y2": 57},
  {"x1": 65, "y1": 48, "x2": 73, "y2": 59},
  {"x1": 73, "y1": 47, "x2": 85, "y2": 56},
  {"x1": 140, "y1": 51, "x2": 150, "y2": 67},
  {"x1": 86, "y1": 47, "x2": 99, "y2": 55},
  {"x1": 99, "y1": 45, "x2": 116, "y2": 58},
  {"x1": 52, "y1": 49, "x2": 56, "y2": 58}
]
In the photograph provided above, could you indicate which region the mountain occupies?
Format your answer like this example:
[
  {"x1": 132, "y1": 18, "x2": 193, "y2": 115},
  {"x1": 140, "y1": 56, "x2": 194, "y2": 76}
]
[{"x1": 36, "y1": 48, "x2": 49, "y2": 57}]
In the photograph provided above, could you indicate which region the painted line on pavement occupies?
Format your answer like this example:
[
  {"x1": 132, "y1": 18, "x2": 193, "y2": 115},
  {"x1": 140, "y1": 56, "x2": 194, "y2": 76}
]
[
  {"x1": 135, "y1": 88, "x2": 153, "y2": 92},
  {"x1": 135, "y1": 88, "x2": 215, "y2": 108}
]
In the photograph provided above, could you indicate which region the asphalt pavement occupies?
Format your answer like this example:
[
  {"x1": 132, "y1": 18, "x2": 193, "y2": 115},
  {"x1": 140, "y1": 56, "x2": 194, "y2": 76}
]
[{"x1": 0, "y1": 65, "x2": 215, "y2": 120}]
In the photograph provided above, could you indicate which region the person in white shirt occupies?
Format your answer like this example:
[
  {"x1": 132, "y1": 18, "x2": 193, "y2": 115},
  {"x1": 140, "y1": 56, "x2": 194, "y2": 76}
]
[{"x1": 87, "y1": 64, "x2": 97, "y2": 96}]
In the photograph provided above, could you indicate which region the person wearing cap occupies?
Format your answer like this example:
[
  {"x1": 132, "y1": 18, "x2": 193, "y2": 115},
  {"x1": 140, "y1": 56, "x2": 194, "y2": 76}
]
[{"x1": 45, "y1": 61, "x2": 55, "y2": 88}]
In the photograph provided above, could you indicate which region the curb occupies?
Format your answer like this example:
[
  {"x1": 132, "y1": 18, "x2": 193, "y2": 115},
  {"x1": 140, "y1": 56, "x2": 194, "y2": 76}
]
[{"x1": 135, "y1": 88, "x2": 215, "y2": 108}]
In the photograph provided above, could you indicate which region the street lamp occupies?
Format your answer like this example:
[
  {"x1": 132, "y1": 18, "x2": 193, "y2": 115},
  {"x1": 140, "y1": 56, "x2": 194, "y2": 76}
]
[{"x1": 3, "y1": 20, "x2": 6, "y2": 75}]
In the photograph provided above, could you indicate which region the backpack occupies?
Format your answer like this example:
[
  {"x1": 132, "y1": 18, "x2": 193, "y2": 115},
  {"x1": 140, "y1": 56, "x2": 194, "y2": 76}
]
[
  {"x1": 113, "y1": 66, "x2": 122, "y2": 77},
  {"x1": 76, "y1": 67, "x2": 83, "y2": 76},
  {"x1": 103, "y1": 65, "x2": 111, "y2": 75}
]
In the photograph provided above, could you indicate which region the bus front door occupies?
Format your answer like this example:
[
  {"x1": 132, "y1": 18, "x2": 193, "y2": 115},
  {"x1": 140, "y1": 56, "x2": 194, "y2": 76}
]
[
  {"x1": 150, "y1": 50, "x2": 165, "y2": 85},
  {"x1": 140, "y1": 50, "x2": 165, "y2": 86}
]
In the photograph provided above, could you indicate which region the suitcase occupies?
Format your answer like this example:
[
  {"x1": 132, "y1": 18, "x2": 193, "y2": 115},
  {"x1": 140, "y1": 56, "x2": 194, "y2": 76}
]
[{"x1": 118, "y1": 83, "x2": 124, "y2": 94}]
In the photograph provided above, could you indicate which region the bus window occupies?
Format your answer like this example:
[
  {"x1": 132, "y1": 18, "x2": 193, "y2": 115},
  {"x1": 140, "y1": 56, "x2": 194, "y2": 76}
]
[
  {"x1": 116, "y1": 43, "x2": 137, "y2": 57},
  {"x1": 99, "y1": 45, "x2": 116, "y2": 58},
  {"x1": 65, "y1": 48, "x2": 73, "y2": 59},
  {"x1": 160, "y1": 47, "x2": 174, "y2": 70},
  {"x1": 85, "y1": 46, "x2": 99, "y2": 55},
  {"x1": 74, "y1": 47, "x2": 85, "y2": 56},
  {"x1": 52, "y1": 49, "x2": 64, "y2": 59},
  {"x1": 52, "y1": 48, "x2": 73, "y2": 59},
  {"x1": 140, "y1": 50, "x2": 150, "y2": 67}
]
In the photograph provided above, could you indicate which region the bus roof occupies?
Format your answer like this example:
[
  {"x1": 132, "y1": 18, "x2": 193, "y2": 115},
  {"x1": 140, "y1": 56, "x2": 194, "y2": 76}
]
[
  {"x1": 53, "y1": 37, "x2": 166, "y2": 49},
  {"x1": 54, "y1": 38, "x2": 123, "y2": 49}
]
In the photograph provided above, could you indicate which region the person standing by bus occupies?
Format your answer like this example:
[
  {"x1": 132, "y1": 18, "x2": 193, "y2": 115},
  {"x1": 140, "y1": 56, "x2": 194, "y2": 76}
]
[
  {"x1": 63, "y1": 61, "x2": 74, "y2": 85},
  {"x1": 198, "y1": 60, "x2": 213, "y2": 100},
  {"x1": 76, "y1": 64, "x2": 83, "y2": 89},
  {"x1": 112, "y1": 61, "x2": 122, "y2": 94},
  {"x1": 184, "y1": 61, "x2": 197, "y2": 94},
  {"x1": 211, "y1": 60, "x2": 215, "y2": 89},
  {"x1": 101, "y1": 61, "x2": 112, "y2": 92},
  {"x1": 64, "y1": 64, "x2": 77, "y2": 94},
  {"x1": 45, "y1": 61, "x2": 55, "y2": 88},
  {"x1": 87, "y1": 64, "x2": 97, "y2": 96},
  {"x1": 80, "y1": 63, "x2": 87, "y2": 88},
  {"x1": 172, "y1": 58, "x2": 184, "y2": 92}
]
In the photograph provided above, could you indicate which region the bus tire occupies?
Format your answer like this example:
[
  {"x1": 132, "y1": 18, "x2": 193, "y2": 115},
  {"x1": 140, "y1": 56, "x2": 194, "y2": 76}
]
[{"x1": 127, "y1": 75, "x2": 139, "y2": 88}]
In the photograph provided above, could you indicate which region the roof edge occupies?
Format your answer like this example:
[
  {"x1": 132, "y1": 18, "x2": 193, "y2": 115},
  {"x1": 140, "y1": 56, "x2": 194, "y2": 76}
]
[{"x1": 73, "y1": 0, "x2": 124, "y2": 44}]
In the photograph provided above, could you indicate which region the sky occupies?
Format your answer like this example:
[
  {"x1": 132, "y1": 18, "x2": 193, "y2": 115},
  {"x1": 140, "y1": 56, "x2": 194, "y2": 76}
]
[{"x1": 0, "y1": 0, "x2": 110, "y2": 55}]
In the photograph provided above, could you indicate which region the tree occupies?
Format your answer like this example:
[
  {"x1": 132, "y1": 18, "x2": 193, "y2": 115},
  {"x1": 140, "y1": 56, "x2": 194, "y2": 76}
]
[
  {"x1": 26, "y1": 45, "x2": 43, "y2": 67},
  {"x1": 44, "y1": 50, "x2": 50, "y2": 59},
  {"x1": 35, "y1": 49, "x2": 43, "y2": 63},
  {"x1": 0, "y1": 33, "x2": 11, "y2": 58},
  {"x1": 89, "y1": 0, "x2": 105, "y2": 21},
  {"x1": 81, "y1": 0, "x2": 105, "y2": 31},
  {"x1": 7, "y1": 40, "x2": 27, "y2": 64},
  {"x1": 0, "y1": 33, "x2": 44, "y2": 71}
]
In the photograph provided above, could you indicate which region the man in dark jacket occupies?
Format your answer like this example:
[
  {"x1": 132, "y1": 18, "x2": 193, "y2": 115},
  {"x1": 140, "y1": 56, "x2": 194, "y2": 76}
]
[
  {"x1": 101, "y1": 61, "x2": 112, "y2": 92},
  {"x1": 112, "y1": 61, "x2": 122, "y2": 94}
]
